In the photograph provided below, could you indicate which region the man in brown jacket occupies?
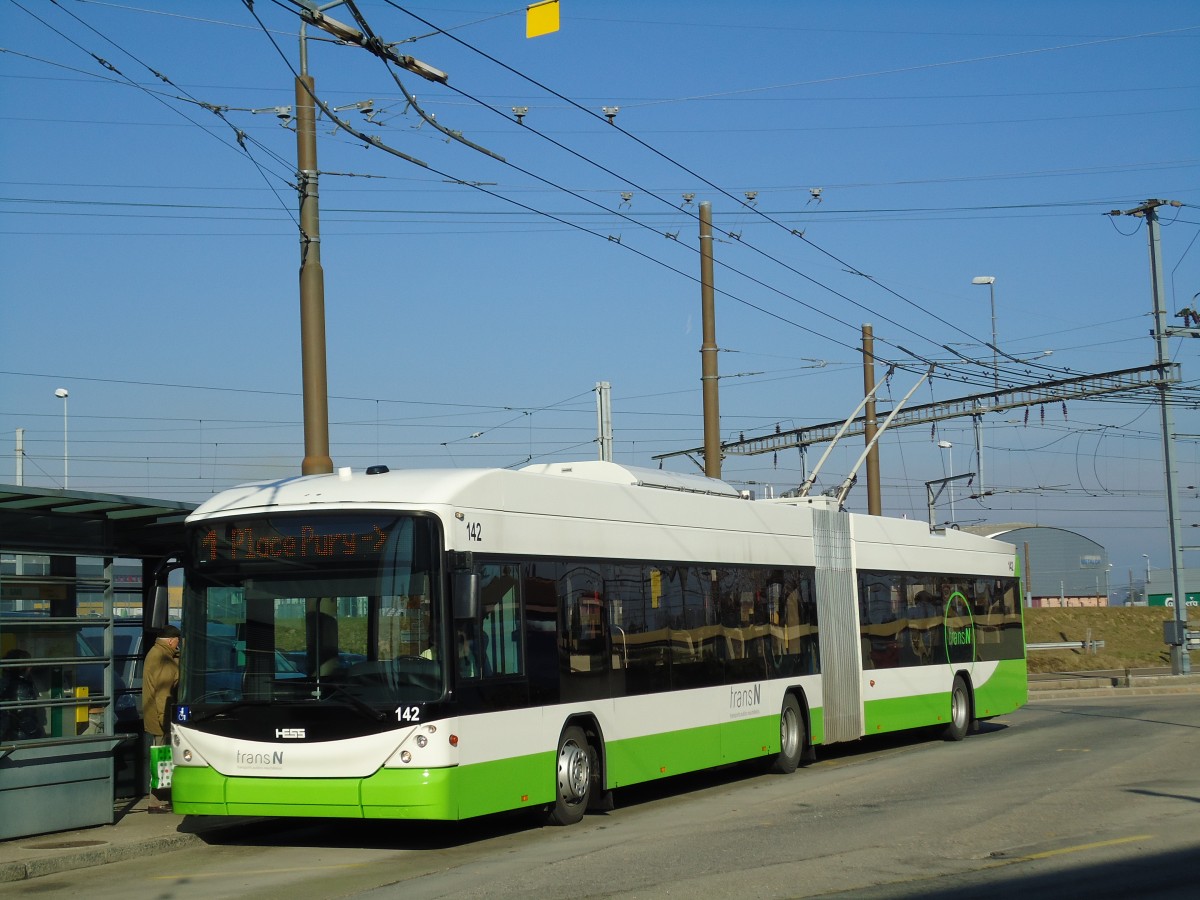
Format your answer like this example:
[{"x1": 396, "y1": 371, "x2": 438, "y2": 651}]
[{"x1": 142, "y1": 624, "x2": 180, "y2": 813}]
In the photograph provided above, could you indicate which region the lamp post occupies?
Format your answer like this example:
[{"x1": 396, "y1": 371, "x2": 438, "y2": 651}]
[
  {"x1": 54, "y1": 387, "x2": 69, "y2": 488},
  {"x1": 937, "y1": 439, "x2": 954, "y2": 521},
  {"x1": 972, "y1": 276, "x2": 998, "y2": 390},
  {"x1": 1143, "y1": 553, "x2": 1151, "y2": 597}
]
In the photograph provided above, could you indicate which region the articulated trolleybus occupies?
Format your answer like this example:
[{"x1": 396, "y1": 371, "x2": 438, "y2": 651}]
[{"x1": 170, "y1": 461, "x2": 1026, "y2": 824}]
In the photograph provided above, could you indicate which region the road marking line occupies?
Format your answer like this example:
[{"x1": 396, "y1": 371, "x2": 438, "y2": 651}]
[{"x1": 1019, "y1": 834, "x2": 1153, "y2": 860}]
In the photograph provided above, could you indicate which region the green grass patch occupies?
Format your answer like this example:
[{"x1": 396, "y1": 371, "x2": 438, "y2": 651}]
[{"x1": 1025, "y1": 606, "x2": 1197, "y2": 672}]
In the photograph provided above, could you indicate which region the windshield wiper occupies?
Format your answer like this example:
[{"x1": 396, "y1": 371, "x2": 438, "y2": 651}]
[
  {"x1": 187, "y1": 698, "x2": 270, "y2": 723},
  {"x1": 293, "y1": 680, "x2": 388, "y2": 722}
]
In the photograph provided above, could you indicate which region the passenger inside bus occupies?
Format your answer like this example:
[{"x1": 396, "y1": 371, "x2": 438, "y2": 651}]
[{"x1": 456, "y1": 623, "x2": 491, "y2": 678}]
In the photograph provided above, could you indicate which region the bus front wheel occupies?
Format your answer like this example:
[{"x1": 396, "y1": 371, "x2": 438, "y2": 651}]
[
  {"x1": 547, "y1": 725, "x2": 593, "y2": 826},
  {"x1": 770, "y1": 694, "x2": 805, "y2": 774}
]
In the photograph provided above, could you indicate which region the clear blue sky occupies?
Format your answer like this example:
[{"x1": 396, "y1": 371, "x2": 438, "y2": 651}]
[{"x1": 2, "y1": 1, "x2": 1198, "y2": 589}]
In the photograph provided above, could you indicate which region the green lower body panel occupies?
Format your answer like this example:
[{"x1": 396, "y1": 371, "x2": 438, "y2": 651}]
[
  {"x1": 173, "y1": 716, "x2": 791, "y2": 820},
  {"x1": 973, "y1": 659, "x2": 1028, "y2": 718},
  {"x1": 808, "y1": 707, "x2": 825, "y2": 747},
  {"x1": 605, "y1": 716, "x2": 779, "y2": 787},
  {"x1": 863, "y1": 691, "x2": 946, "y2": 735},
  {"x1": 172, "y1": 767, "x2": 459, "y2": 819},
  {"x1": 172, "y1": 669, "x2": 1022, "y2": 821},
  {"x1": 173, "y1": 753, "x2": 559, "y2": 821},
  {"x1": 452, "y1": 751, "x2": 553, "y2": 818},
  {"x1": 860, "y1": 661, "x2": 1028, "y2": 737}
]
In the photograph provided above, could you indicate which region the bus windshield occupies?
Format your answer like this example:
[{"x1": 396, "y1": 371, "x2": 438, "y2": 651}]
[{"x1": 180, "y1": 513, "x2": 444, "y2": 713}]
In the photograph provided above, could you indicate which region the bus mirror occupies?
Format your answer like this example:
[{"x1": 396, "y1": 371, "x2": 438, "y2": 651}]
[
  {"x1": 151, "y1": 585, "x2": 171, "y2": 629},
  {"x1": 151, "y1": 555, "x2": 182, "y2": 629},
  {"x1": 453, "y1": 571, "x2": 479, "y2": 619}
]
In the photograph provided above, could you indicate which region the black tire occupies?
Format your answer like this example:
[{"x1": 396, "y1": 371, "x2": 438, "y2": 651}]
[
  {"x1": 770, "y1": 694, "x2": 805, "y2": 774},
  {"x1": 944, "y1": 675, "x2": 971, "y2": 742},
  {"x1": 547, "y1": 725, "x2": 593, "y2": 826}
]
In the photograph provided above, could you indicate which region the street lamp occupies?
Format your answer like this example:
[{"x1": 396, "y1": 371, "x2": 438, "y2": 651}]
[
  {"x1": 937, "y1": 439, "x2": 954, "y2": 521},
  {"x1": 972, "y1": 276, "x2": 998, "y2": 390},
  {"x1": 54, "y1": 387, "x2": 69, "y2": 488}
]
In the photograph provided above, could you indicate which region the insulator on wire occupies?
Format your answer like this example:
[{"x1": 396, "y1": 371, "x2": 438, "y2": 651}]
[
  {"x1": 1062, "y1": 401, "x2": 1068, "y2": 420},
  {"x1": 1024, "y1": 409, "x2": 1029, "y2": 426},
  {"x1": 1040, "y1": 405, "x2": 1046, "y2": 423}
]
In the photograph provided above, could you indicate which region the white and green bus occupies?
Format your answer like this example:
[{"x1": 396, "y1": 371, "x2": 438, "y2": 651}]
[{"x1": 170, "y1": 460, "x2": 1026, "y2": 824}]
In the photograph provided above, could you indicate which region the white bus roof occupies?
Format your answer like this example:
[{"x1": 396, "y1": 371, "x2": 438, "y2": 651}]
[
  {"x1": 187, "y1": 461, "x2": 1013, "y2": 571},
  {"x1": 520, "y1": 461, "x2": 741, "y2": 496},
  {"x1": 188, "y1": 462, "x2": 739, "y2": 519}
]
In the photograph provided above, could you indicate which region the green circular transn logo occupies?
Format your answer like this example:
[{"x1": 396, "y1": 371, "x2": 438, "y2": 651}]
[{"x1": 944, "y1": 590, "x2": 975, "y2": 664}]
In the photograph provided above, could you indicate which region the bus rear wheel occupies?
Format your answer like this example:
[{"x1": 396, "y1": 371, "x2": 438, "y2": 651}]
[
  {"x1": 547, "y1": 725, "x2": 593, "y2": 826},
  {"x1": 944, "y1": 675, "x2": 971, "y2": 742},
  {"x1": 770, "y1": 694, "x2": 805, "y2": 774}
]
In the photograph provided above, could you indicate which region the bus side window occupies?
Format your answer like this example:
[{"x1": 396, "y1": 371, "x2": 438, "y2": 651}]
[
  {"x1": 476, "y1": 564, "x2": 522, "y2": 677},
  {"x1": 523, "y1": 567, "x2": 559, "y2": 705}
]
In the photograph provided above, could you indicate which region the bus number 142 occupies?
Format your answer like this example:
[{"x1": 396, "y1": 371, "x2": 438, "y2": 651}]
[{"x1": 396, "y1": 706, "x2": 421, "y2": 723}]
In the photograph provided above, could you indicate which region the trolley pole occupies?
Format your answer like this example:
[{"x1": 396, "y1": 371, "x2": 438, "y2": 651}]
[
  {"x1": 699, "y1": 201, "x2": 721, "y2": 479},
  {"x1": 297, "y1": 14, "x2": 334, "y2": 476},
  {"x1": 862, "y1": 325, "x2": 882, "y2": 515}
]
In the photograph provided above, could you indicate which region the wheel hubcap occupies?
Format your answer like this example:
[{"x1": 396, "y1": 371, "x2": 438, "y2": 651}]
[
  {"x1": 558, "y1": 739, "x2": 590, "y2": 803},
  {"x1": 780, "y1": 707, "x2": 799, "y2": 757},
  {"x1": 952, "y1": 688, "x2": 967, "y2": 728}
]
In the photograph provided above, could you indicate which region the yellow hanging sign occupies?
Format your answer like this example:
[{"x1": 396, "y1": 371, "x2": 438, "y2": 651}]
[{"x1": 526, "y1": 0, "x2": 560, "y2": 38}]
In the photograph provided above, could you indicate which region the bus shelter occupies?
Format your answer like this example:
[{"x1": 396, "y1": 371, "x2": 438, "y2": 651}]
[{"x1": 0, "y1": 484, "x2": 193, "y2": 840}]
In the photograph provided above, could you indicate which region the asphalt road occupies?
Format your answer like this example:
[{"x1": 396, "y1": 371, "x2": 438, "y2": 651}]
[{"x1": 5, "y1": 695, "x2": 1199, "y2": 899}]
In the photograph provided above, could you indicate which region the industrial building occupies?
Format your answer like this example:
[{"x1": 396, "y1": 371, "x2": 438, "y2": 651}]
[{"x1": 962, "y1": 524, "x2": 1112, "y2": 607}]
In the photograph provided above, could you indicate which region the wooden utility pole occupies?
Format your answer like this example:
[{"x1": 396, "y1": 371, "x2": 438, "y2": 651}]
[
  {"x1": 293, "y1": 3, "x2": 453, "y2": 477},
  {"x1": 296, "y1": 21, "x2": 333, "y2": 476}
]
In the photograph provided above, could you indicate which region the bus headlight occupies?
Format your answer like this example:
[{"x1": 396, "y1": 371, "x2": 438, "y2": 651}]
[
  {"x1": 415, "y1": 735, "x2": 428, "y2": 748},
  {"x1": 400, "y1": 750, "x2": 413, "y2": 764}
]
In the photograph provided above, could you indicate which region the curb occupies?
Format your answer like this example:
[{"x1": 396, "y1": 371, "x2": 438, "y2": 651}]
[
  {"x1": 0, "y1": 831, "x2": 203, "y2": 884},
  {"x1": 1027, "y1": 673, "x2": 1200, "y2": 700},
  {"x1": 1028, "y1": 683, "x2": 1200, "y2": 701}
]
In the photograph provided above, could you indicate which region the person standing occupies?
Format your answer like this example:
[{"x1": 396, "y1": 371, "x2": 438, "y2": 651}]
[{"x1": 142, "y1": 624, "x2": 180, "y2": 813}]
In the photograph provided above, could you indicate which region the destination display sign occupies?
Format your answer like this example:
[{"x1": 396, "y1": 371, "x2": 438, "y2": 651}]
[{"x1": 192, "y1": 515, "x2": 397, "y2": 566}]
